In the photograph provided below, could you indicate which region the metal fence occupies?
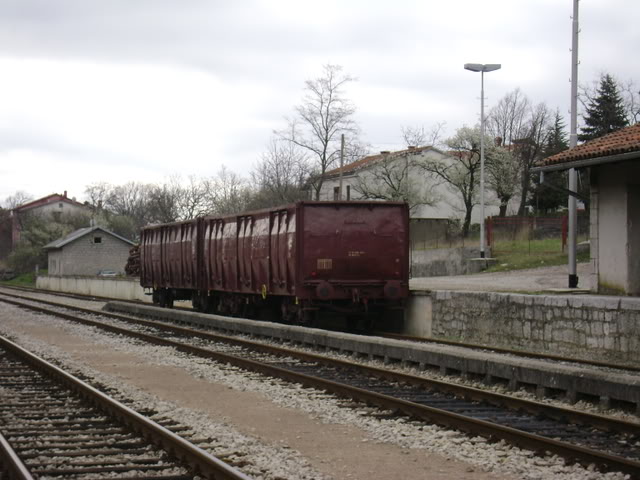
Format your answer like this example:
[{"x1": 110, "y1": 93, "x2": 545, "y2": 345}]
[
  {"x1": 410, "y1": 218, "x2": 469, "y2": 251},
  {"x1": 487, "y1": 214, "x2": 589, "y2": 254},
  {"x1": 410, "y1": 215, "x2": 589, "y2": 254}
]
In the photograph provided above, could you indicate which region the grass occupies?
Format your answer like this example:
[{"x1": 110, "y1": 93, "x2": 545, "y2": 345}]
[
  {"x1": 485, "y1": 237, "x2": 589, "y2": 273},
  {"x1": 1, "y1": 271, "x2": 42, "y2": 287}
]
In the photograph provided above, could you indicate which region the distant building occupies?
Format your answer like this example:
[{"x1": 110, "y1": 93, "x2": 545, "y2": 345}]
[
  {"x1": 533, "y1": 123, "x2": 640, "y2": 295},
  {"x1": 319, "y1": 146, "x2": 502, "y2": 221},
  {"x1": 43, "y1": 226, "x2": 134, "y2": 276},
  {"x1": 9, "y1": 191, "x2": 90, "y2": 250}
]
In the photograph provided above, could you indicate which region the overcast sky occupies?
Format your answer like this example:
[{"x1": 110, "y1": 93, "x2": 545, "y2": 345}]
[{"x1": 0, "y1": 0, "x2": 637, "y2": 203}]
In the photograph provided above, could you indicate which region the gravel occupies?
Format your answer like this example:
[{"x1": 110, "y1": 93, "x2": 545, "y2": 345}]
[{"x1": 0, "y1": 302, "x2": 631, "y2": 480}]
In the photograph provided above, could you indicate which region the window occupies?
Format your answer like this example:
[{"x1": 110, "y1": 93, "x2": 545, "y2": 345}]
[
  {"x1": 93, "y1": 236, "x2": 102, "y2": 244},
  {"x1": 59, "y1": 202, "x2": 63, "y2": 208},
  {"x1": 334, "y1": 186, "x2": 350, "y2": 201}
]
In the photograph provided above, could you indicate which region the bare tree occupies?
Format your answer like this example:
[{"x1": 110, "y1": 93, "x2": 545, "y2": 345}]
[
  {"x1": 485, "y1": 146, "x2": 519, "y2": 217},
  {"x1": 352, "y1": 153, "x2": 438, "y2": 214},
  {"x1": 3, "y1": 191, "x2": 34, "y2": 209},
  {"x1": 249, "y1": 136, "x2": 310, "y2": 209},
  {"x1": 105, "y1": 182, "x2": 154, "y2": 231},
  {"x1": 84, "y1": 183, "x2": 112, "y2": 210},
  {"x1": 513, "y1": 103, "x2": 551, "y2": 215},
  {"x1": 620, "y1": 79, "x2": 640, "y2": 125},
  {"x1": 400, "y1": 122, "x2": 445, "y2": 147},
  {"x1": 279, "y1": 64, "x2": 361, "y2": 200},
  {"x1": 488, "y1": 89, "x2": 552, "y2": 215},
  {"x1": 176, "y1": 175, "x2": 211, "y2": 220},
  {"x1": 420, "y1": 126, "x2": 482, "y2": 236},
  {"x1": 147, "y1": 176, "x2": 183, "y2": 224},
  {"x1": 487, "y1": 88, "x2": 530, "y2": 145},
  {"x1": 207, "y1": 166, "x2": 253, "y2": 215}
]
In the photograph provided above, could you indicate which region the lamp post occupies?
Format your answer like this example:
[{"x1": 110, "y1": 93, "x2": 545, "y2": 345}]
[{"x1": 464, "y1": 63, "x2": 501, "y2": 259}]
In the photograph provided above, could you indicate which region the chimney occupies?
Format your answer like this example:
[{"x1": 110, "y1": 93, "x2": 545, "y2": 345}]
[
  {"x1": 380, "y1": 150, "x2": 390, "y2": 155},
  {"x1": 63, "y1": 190, "x2": 67, "y2": 198},
  {"x1": 407, "y1": 146, "x2": 416, "y2": 150}
]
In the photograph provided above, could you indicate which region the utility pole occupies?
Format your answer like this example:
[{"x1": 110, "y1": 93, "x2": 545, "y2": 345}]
[
  {"x1": 338, "y1": 134, "x2": 345, "y2": 200},
  {"x1": 568, "y1": 0, "x2": 579, "y2": 288}
]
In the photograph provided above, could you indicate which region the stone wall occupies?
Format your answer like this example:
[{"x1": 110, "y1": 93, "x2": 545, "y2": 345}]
[{"x1": 424, "y1": 291, "x2": 640, "y2": 365}]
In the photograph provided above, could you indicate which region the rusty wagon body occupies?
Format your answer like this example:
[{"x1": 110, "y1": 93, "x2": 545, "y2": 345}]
[{"x1": 139, "y1": 201, "x2": 409, "y2": 325}]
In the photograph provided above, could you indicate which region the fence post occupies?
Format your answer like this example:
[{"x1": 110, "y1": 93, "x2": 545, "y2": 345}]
[{"x1": 561, "y1": 215, "x2": 568, "y2": 252}]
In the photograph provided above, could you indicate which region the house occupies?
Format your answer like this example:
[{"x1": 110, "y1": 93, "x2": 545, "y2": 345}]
[
  {"x1": 533, "y1": 123, "x2": 640, "y2": 295},
  {"x1": 43, "y1": 226, "x2": 134, "y2": 276},
  {"x1": 8, "y1": 191, "x2": 90, "y2": 251},
  {"x1": 319, "y1": 145, "x2": 501, "y2": 221}
]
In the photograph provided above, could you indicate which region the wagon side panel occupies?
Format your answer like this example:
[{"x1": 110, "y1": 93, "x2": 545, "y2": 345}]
[{"x1": 299, "y1": 202, "x2": 409, "y2": 300}]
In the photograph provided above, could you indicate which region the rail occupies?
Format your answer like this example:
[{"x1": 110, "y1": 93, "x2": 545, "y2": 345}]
[
  {"x1": 0, "y1": 333, "x2": 252, "y2": 480},
  {"x1": 1, "y1": 293, "x2": 638, "y2": 477}
]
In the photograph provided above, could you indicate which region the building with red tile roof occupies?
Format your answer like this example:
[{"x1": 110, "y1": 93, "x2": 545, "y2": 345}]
[
  {"x1": 324, "y1": 145, "x2": 435, "y2": 177},
  {"x1": 7, "y1": 191, "x2": 90, "y2": 255},
  {"x1": 533, "y1": 123, "x2": 640, "y2": 295},
  {"x1": 534, "y1": 123, "x2": 640, "y2": 170},
  {"x1": 320, "y1": 145, "x2": 503, "y2": 221}
]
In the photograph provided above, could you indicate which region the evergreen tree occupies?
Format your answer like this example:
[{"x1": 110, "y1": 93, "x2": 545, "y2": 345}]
[
  {"x1": 579, "y1": 74, "x2": 628, "y2": 142},
  {"x1": 530, "y1": 111, "x2": 569, "y2": 213},
  {"x1": 543, "y1": 110, "x2": 570, "y2": 157}
]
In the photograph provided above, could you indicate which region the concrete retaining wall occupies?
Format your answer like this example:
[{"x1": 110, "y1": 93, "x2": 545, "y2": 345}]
[
  {"x1": 410, "y1": 290, "x2": 640, "y2": 365},
  {"x1": 35, "y1": 275, "x2": 639, "y2": 366},
  {"x1": 411, "y1": 247, "x2": 490, "y2": 277},
  {"x1": 36, "y1": 275, "x2": 150, "y2": 302}
]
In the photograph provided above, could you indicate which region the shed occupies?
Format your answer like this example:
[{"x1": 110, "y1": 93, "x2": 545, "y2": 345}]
[
  {"x1": 43, "y1": 226, "x2": 135, "y2": 276},
  {"x1": 532, "y1": 123, "x2": 640, "y2": 295}
]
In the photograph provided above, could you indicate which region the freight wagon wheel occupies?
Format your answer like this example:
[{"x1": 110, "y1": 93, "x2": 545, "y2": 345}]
[
  {"x1": 299, "y1": 309, "x2": 318, "y2": 328},
  {"x1": 192, "y1": 295, "x2": 201, "y2": 312},
  {"x1": 346, "y1": 314, "x2": 374, "y2": 333},
  {"x1": 158, "y1": 289, "x2": 174, "y2": 309},
  {"x1": 192, "y1": 292, "x2": 209, "y2": 312},
  {"x1": 242, "y1": 302, "x2": 258, "y2": 320}
]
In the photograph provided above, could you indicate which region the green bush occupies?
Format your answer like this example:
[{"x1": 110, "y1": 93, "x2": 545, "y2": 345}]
[{"x1": 7, "y1": 244, "x2": 46, "y2": 274}]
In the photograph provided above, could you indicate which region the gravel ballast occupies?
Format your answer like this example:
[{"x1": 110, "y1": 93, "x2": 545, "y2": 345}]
[{"x1": 0, "y1": 301, "x2": 631, "y2": 480}]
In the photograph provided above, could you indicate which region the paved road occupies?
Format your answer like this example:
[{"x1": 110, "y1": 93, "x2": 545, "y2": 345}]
[{"x1": 410, "y1": 262, "x2": 591, "y2": 292}]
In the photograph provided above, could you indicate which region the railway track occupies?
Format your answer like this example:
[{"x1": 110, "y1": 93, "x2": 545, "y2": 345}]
[
  {"x1": 376, "y1": 331, "x2": 640, "y2": 373},
  {"x1": 2, "y1": 283, "x2": 637, "y2": 374},
  {"x1": 0, "y1": 331, "x2": 250, "y2": 480},
  {"x1": 1, "y1": 291, "x2": 639, "y2": 477},
  {"x1": 0, "y1": 283, "x2": 132, "y2": 305}
]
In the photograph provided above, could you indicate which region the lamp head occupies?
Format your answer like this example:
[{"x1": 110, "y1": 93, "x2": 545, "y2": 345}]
[{"x1": 464, "y1": 63, "x2": 501, "y2": 72}]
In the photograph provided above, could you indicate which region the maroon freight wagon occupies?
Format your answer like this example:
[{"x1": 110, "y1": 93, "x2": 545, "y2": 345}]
[{"x1": 140, "y1": 201, "x2": 409, "y2": 326}]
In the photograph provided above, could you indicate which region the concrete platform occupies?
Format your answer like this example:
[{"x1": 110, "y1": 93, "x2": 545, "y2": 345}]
[
  {"x1": 105, "y1": 301, "x2": 640, "y2": 414},
  {"x1": 410, "y1": 262, "x2": 592, "y2": 293}
]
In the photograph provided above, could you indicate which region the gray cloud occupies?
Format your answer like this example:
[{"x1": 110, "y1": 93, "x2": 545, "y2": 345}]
[{"x1": 0, "y1": 0, "x2": 637, "y2": 201}]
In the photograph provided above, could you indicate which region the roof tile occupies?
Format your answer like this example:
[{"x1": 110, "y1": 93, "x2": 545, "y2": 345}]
[
  {"x1": 325, "y1": 146, "x2": 434, "y2": 176},
  {"x1": 539, "y1": 123, "x2": 640, "y2": 167}
]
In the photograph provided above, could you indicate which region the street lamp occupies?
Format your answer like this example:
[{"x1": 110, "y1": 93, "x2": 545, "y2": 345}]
[{"x1": 464, "y1": 63, "x2": 501, "y2": 259}]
